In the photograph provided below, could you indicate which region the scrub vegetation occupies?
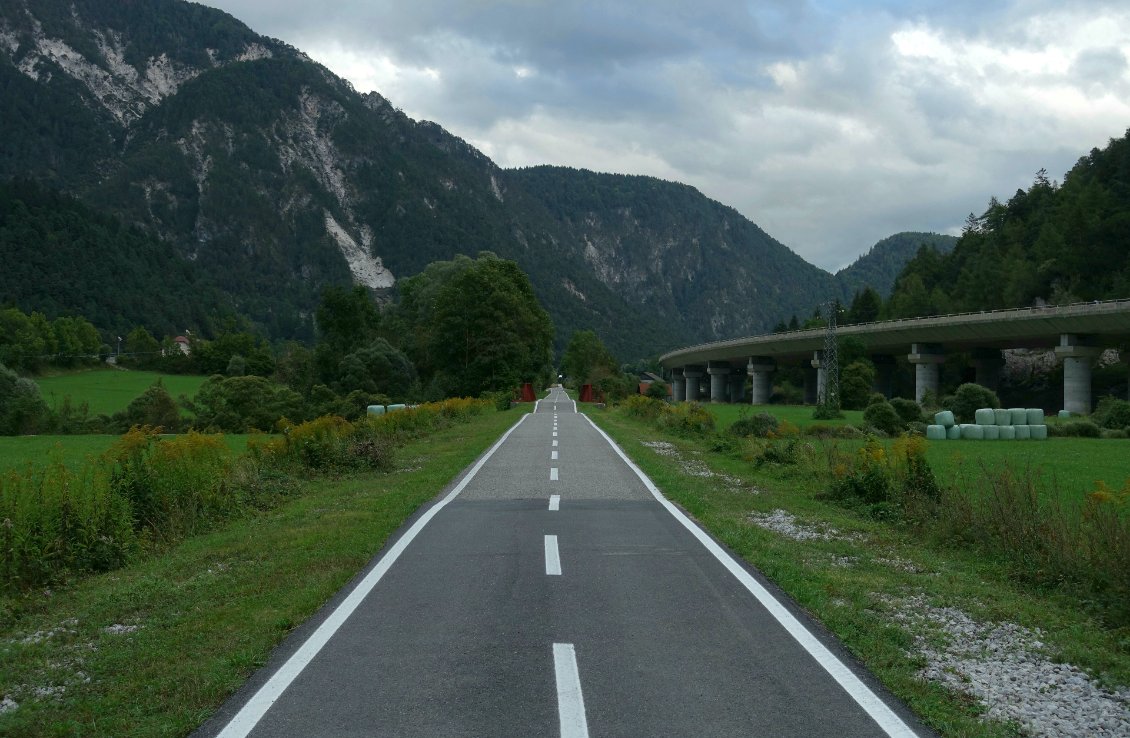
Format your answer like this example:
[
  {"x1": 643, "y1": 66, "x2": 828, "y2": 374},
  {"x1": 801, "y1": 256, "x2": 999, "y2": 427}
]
[
  {"x1": 0, "y1": 399, "x2": 512, "y2": 735},
  {"x1": 594, "y1": 398, "x2": 1130, "y2": 736}
]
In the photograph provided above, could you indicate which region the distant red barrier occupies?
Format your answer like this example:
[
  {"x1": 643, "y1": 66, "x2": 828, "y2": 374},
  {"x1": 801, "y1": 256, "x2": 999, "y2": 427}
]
[
  {"x1": 520, "y1": 383, "x2": 537, "y2": 402},
  {"x1": 579, "y1": 384, "x2": 594, "y2": 402}
]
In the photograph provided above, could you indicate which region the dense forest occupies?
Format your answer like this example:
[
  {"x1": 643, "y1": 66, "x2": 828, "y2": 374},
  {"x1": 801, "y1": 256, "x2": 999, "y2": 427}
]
[{"x1": 885, "y1": 130, "x2": 1130, "y2": 318}]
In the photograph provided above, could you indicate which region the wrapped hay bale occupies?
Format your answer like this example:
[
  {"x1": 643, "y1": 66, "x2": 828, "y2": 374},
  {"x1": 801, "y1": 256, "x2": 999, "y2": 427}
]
[
  {"x1": 366, "y1": 404, "x2": 387, "y2": 416},
  {"x1": 961, "y1": 424, "x2": 985, "y2": 440},
  {"x1": 1058, "y1": 409, "x2": 1071, "y2": 419},
  {"x1": 983, "y1": 425, "x2": 1000, "y2": 440},
  {"x1": 994, "y1": 408, "x2": 1012, "y2": 426},
  {"x1": 946, "y1": 425, "x2": 962, "y2": 440},
  {"x1": 935, "y1": 410, "x2": 956, "y2": 427},
  {"x1": 1030, "y1": 425, "x2": 1048, "y2": 440},
  {"x1": 1015, "y1": 424, "x2": 1032, "y2": 440},
  {"x1": 926, "y1": 425, "x2": 947, "y2": 440},
  {"x1": 999, "y1": 426, "x2": 1016, "y2": 440},
  {"x1": 1026, "y1": 408, "x2": 1045, "y2": 425},
  {"x1": 975, "y1": 408, "x2": 996, "y2": 425},
  {"x1": 1009, "y1": 408, "x2": 1028, "y2": 425}
]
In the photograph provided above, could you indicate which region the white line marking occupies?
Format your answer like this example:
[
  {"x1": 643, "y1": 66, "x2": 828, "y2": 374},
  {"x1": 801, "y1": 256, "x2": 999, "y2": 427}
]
[
  {"x1": 581, "y1": 414, "x2": 919, "y2": 738},
  {"x1": 549, "y1": 494, "x2": 560, "y2": 511},
  {"x1": 552, "y1": 450, "x2": 559, "y2": 460},
  {"x1": 550, "y1": 467, "x2": 559, "y2": 481},
  {"x1": 553, "y1": 431, "x2": 558, "y2": 437},
  {"x1": 552, "y1": 440, "x2": 558, "y2": 447},
  {"x1": 545, "y1": 535, "x2": 561, "y2": 575},
  {"x1": 571, "y1": 399, "x2": 578, "y2": 413},
  {"x1": 553, "y1": 643, "x2": 589, "y2": 738},
  {"x1": 214, "y1": 413, "x2": 533, "y2": 737}
]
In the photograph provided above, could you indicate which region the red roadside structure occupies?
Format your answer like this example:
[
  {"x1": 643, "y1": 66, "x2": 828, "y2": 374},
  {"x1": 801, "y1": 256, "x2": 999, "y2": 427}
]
[{"x1": 519, "y1": 383, "x2": 537, "y2": 402}]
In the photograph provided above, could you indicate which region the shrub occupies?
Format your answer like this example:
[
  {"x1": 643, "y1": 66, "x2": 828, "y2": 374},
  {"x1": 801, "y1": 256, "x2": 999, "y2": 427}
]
[
  {"x1": 1093, "y1": 397, "x2": 1130, "y2": 430},
  {"x1": 0, "y1": 363, "x2": 50, "y2": 435},
  {"x1": 803, "y1": 424, "x2": 864, "y2": 439},
  {"x1": 113, "y1": 380, "x2": 182, "y2": 433},
  {"x1": 622, "y1": 395, "x2": 666, "y2": 421},
  {"x1": 863, "y1": 401, "x2": 903, "y2": 436},
  {"x1": 657, "y1": 402, "x2": 715, "y2": 435},
  {"x1": 890, "y1": 397, "x2": 924, "y2": 425},
  {"x1": 828, "y1": 435, "x2": 938, "y2": 512},
  {"x1": 840, "y1": 361, "x2": 877, "y2": 410},
  {"x1": 1048, "y1": 420, "x2": 1101, "y2": 438},
  {"x1": 948, "y1": 383, "x2": 1000, "y2": 423},
  {"x1": 753, "y1": 438, "x2": 799, "y2": 467},
  {"x1": 812, "y1": 404, "x2": 843, "y2": 420},
  {"x1": 865, "y1": 393, "x2": 887, "y2": 407},
  {"x1": 729, "y1": 412, "x2": 779, "y2": 438},
  {"x1": 189, "y1": 375, "x2": 308, "y2": 432},
  {"x1": 645, "y1": 381, "x2": 669, "y2": 400},
  {"x1": 1100, "y1": 429, "x2": 1128, "y2": 440}
]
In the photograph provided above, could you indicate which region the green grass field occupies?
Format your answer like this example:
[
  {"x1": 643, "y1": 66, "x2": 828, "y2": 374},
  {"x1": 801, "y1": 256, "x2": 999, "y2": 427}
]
[
  {"x1": 0, "y1": 434, "x2": 253, "y2": 474},
  {"x1": 705, "y1": 403, "x2": 864, "y2": 429},
  {"x1": 35, "y1": 369, "x2": 209, "y2": 416},
  {"x1": 706, "y1": 403, "x2": 1129, "y2": 497}
]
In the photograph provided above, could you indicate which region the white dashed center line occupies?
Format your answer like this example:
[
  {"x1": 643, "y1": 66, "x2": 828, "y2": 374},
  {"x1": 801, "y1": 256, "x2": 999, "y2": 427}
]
[
  {"x1": 550, "y1": 467, "x2": 559, "y2": 481},
  {"x1": 548, "y1": 494, "x2": 560, "y2": 511},
  {"x1": 552, "y1": 440, "x2": 558, "y2": 447},
  {"x1": 553, "y1": 431, "x2": 558, "y2": 437},
  {"x1": 552, "y1": 450, "x2": 559, "y2": 460},
  {"x1": 545, "y1": 535, "x2": 561, "y2": 575},
  {"x1": 553, "y1": 643, "x2": 590, "y2": 738}
]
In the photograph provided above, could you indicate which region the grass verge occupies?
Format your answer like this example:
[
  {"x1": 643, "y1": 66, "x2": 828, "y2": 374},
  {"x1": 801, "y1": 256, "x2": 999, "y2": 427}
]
[
  {"x1": 36, "y1": 370, "x2": 209, "y2": 417},
  {"x1": 0, "y1": 407, "x2": 525, "y2": 736},
  {"x1": 586, "y1": 406, "x2": 1130, "y2": 737}
]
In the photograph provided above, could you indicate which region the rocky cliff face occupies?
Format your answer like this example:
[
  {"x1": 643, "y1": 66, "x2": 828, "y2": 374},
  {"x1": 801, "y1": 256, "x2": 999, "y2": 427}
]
[{"x1": 0, "y1": 0, "x2": 935, "y2": 358}]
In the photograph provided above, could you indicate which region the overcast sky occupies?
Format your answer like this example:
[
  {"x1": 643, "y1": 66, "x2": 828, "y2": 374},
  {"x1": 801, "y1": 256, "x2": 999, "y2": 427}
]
[{"x1": 201, "y1": 0, "x2": 1130, "y2": 272}]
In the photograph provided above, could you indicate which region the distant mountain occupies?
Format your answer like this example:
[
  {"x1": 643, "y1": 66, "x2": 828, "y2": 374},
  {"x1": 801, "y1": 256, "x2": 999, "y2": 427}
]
[
  {"x1": 0, "y1": 0, "x2": 928, "y2": 359},
  {"x1": 835, "y1": 232, "x2": 957, "y2": 298}
]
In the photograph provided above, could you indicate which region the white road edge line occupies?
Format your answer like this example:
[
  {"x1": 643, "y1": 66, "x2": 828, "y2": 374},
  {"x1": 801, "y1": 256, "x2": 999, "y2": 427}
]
[
  {"x1": 549, "y1": 494, "x2": 561, "y2": 511},
  {"x1": 214, "y1": 412, "x2": 534, "y2": 738},
  {"x1": 545, "y1": 535, "x2": 562, "y2": 575},
  {"x1": 553, "y1": 643, "x2": 590, "y2": 738},
  {"x1": 550, "y1": 467, "x2": 559, "y2": 481},
  {"x1": 581, "y1": 414, "x2": 919, "y2": 738}
]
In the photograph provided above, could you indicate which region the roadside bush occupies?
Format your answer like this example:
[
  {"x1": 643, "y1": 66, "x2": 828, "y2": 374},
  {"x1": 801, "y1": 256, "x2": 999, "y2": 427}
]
[
  {"x1": 657, "y1": 402, "x2": 715, "y2": 435},
  {"x1": 890, "y1": 397, "x2": 924, "y2": 425},
  {"x1": 104, "y1": 427, "x2": 233, "y2": 542},
  {"x1": 840, "y1": 361, "x2": 876, "y2": 410},
  {"x1": 828, "y1": 435, "x2": 939, "y2": 514},
  {"x1": 803, "y1": 424, "x2": 865, "y2": 439},
  {"x1": 753, "y1": 438, "x2": 799, "y2": 467},
  {"x1": 188, "y1": 375, "x2": 307, "y2": 433},
  {"x1": 863, "y1": 401, "x2": 903, "y2": 436},
  {"x1": 948, "y1": 383, "x2": 1000, "y2": 423},
  {"x1": 622, "y1": 395, "x2": 666, "y2": 421},
  {"x1": 645, "y1": 381, "x2": 669, "y2": 400},
  {"x1": 729, "y1": 412, "x2": 779, "y2": 438}
]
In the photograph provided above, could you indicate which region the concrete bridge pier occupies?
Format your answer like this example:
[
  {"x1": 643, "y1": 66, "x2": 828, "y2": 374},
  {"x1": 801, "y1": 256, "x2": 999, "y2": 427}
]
[
  {"x1": 908, "y1": 343, "x2": 945, "y2": 404},
  {"x1": 972, "y1": 348, "x2": 1005, "y2": 393},
  {"x1": 683, "y1": 366, "x2": 704, "y2": 403},
  {"x1": 747, "y1": 356, "x2": 775, "y2": 405},
  {"x1": 1055, "y1": 335, "x2": 1101, "y2": 414},
  {"x1": 810, "y1": 351, "x2": 828, "y2": 404},
  {"x1": 707, "y1": 362, "x2": 731, "y2": 403},
  {"x1": 871, "y1": 355, "x2": 896, "y2": 398},
  {"x1": 671, "y1": 368, "x2": 686, "y2": 402},
  {"x1": 729, "y1": 370, "x2": 747, "y2": 403}
]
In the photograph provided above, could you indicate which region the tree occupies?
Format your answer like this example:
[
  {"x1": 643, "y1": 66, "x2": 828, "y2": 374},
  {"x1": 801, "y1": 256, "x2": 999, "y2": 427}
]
[
  {"x1": 335, "y1": 339, "x2": 416, "y2": 399},
  {"x1": 114, "y1": 380, "x2": 182, "y2": 432},
  {"x1": 561, "y1": 330, "x2": 617, "y2": 386},
  {"x1": 0, "y1": 362, "x2": 49, "y2": 435},
  {"x1": 428, "y1": 255, "x2": 554, "y2": 397},
  {"x1": 846, "y1": 287, "x2": 882, "y2": 325},
  {"x1": 840, "y1": 361, "x2": 877, "y2": 410}
]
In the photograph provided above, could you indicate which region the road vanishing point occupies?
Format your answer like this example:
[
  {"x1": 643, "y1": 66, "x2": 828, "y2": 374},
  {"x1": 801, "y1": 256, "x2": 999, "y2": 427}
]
[{"x1": 195, "y1": 388, "x2": 932, "y2": 738}]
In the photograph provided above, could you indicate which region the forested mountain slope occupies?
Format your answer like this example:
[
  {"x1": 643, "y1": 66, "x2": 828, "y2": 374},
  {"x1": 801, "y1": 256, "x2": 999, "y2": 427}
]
[
  {"x1": 0, "y1": 0, "x2": 933, "y2": 358},
  {"x1": 886, "y1": 132, "x2": 1130, "y2": 318}
]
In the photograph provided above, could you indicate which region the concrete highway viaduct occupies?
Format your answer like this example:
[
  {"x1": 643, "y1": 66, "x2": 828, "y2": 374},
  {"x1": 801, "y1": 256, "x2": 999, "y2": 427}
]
[{"x1": 659, "y1": 299, "x2": 1130, "y2": 415}]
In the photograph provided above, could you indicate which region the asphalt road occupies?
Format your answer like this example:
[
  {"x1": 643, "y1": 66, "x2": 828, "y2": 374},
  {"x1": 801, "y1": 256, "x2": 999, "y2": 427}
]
[{"x1": 196, "y1": 388, "x2": 931, "y2": 737}]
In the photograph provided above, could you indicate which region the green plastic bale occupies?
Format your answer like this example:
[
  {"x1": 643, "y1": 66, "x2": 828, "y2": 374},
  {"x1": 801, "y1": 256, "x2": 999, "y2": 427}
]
[
  {"x1": 1009, "y1": 408, "x2": 1027, "y2": 424},
  {"x1": 926, "y1": 424, "x2": 947, "y2": 440},
  {"x1": 994, "y1": 408, "x2": 1012, "y2": 425},
  {"x1": 1029, "y1": 424, "x2": 1048, "y2": 440},
  {"x1": 983, "y1": 425, "x2": 1000, "y2": 440},
  {"x1": 935, "y1": 410, "x2": 956, "y2": 427},
  {"x1": 999, "y1": 426, "x2": 1016, "y2": 440},
  {"x1": 1058, "y1": 409, "x2": 1071, "y2": 419},
  {"x1": 1026, "y1": 408, "x2": 1045, "y2": 425},
  {"x1": 366, "y1": 404, "x2": 387, "y2": 416},
  {"x1": 961, "y1": 424, "x2": 985, "y2": 440},
  {"x1": 387, "y1": 403, "x2": 407, "y2": 412},
  {"x1": 1015, "y1": 424, "x2": 1031, "y2": 440},
  {"x1": 975, "y1": 408, "x2": 996, "y2": 425},
  {"x1": 946, "y1": 425, "x2": 962, "y2": 440}
]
